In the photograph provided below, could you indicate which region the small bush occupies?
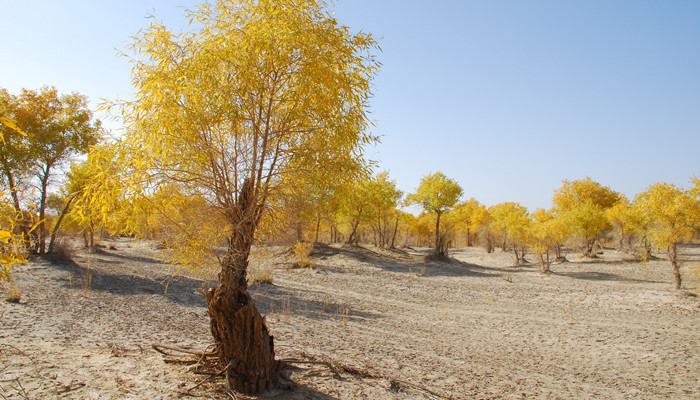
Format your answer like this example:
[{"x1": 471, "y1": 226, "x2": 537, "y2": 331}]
[
  {"x1": 249, "y1": 265, "x2": 274, "y2": 285},
  {"x1": 291, "y1": 241, "x2": 315, "y2": 268},
  {"x1": 47, "y1": 235, "x2": 76, "y2": 264},
  {"x1": 5, "y1": 284, "x2": 21, "y2": 303}
]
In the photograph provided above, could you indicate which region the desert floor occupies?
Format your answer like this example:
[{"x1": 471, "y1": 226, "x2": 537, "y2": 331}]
[{"x1": 1, "y1": 238, "x2": 698, "y2": 400}]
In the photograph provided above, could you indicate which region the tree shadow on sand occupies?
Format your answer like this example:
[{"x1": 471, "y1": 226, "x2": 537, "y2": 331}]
[
  {"x1": 311, "y1": 243, "x2": 529, "y2": 279},
  {"x1": 556, "y1": 270, "x2": 665, "y2": 284},
  {"x1": 250, "y1": 281, "x2": 380, "y2": 323},
  {"x1": 44, "y1": 249, "x2": 380, "y2": 324}
]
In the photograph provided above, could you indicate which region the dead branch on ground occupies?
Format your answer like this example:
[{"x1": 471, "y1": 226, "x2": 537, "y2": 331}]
[{"x1": 283, "y1": 351, "x2": 453, "y2": 399}]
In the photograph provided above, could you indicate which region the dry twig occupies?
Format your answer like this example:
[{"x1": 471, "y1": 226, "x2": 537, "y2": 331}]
[{"x1": 283, "y1": 351, "x2": 453, "y2": 399}]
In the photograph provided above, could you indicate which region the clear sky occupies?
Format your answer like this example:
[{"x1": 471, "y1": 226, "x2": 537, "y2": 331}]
[{"x1": 2, "y1": 1, "x2": 698, "y2": 211}]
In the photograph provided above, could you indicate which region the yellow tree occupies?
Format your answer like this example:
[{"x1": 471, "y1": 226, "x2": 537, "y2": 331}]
[
  {"x1": 0, "y1": 86, "x2": 102, "y2": 254},
  {"x1": 406, "y1": 172, "x2": 463, "y2": 257},
  {"x1": 489, "y1": 202, "x2": 531, "y2": 265},
  {"x1": 339, "y1": 177, "x2": 373, "y2": 245},
  {"x1": 94, "y1": 0, "x2": 379, "y2": 392},
  {"x1": 0, "y1": 191, "x2": 26, "y2": 290},
  {"x1": 0, "y1": 88, "x2": 33, "y2": 239},
  {"x1": 272, "y1": 169, "x2": 347, "y2": 243},
  {"x1": 0, "y1": 122, "x2": 27, "y2": 288},
  {"x1": 452, "y1": 197, "x2": 480, "y2": 247},
  {"x1": 634, "y1": 182, "x2": 700, "y2": 289},
  {"x1": 528, "y1": 208, "x2": 562, "y2": 273},
  {"x1": 407, "y1": 211, "x2": 434, "y2": 247},
  {"x1": 552, "y1": 177, "x2": 621, "y2": 256},
  {"x1": 620, "y1": 199, "x2": 655, "y2": 261},
  {"x1": 366, "y1": 171, "x2": 403, "y2": 249},
  {"x1": 471, "y1": 204, "x2": 494, "y2": 252},
  {"x1": 606, "y1": 196, "x2": 631, "y2": 251}
]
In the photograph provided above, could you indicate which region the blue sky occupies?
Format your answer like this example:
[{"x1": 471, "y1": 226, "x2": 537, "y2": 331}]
[{"x1": 2, "y1": 1, "x2": 698, "y2": 211}]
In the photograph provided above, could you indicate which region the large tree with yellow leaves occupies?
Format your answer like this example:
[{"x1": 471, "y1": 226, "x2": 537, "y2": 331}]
[{"x1": 98, "y1": 0, "x2": 379, "y2": 393}]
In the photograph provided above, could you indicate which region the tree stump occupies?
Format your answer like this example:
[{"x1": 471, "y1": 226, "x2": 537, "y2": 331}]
[{"x1": 204, "y1": 285, "x2": 278, "y2": 394}]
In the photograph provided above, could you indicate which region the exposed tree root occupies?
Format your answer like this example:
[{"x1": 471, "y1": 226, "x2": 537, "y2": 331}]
[
  {"x1": 152, "y1": 343, "x2": 217, "y2": 366},
  {"x1": 283, "y1": 351, "x2": 454, "y2": 399},
  {"x1": 153, "y1": 343, "x2": 453, "y2": 399}
]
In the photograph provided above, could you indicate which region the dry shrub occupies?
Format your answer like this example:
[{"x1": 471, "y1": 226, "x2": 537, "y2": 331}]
[
  {"x1": 291, "y1": 241, "x2": 315, "y2": 268},
  {"x1": 248, "y1": 246, "x2": 275, "y2": 285},
  {"x1": 690, "y1": 262, "x2": 700, "y2": 296},
  {"x1": 47, "y1": 235, "x2": 76, "y2": 264},
  {"x1": 249, "y1": 265, "x2": 274, "y2": 285},
  {"x1": 4, "y1": 284, "x2": 21, "y2": 303}
]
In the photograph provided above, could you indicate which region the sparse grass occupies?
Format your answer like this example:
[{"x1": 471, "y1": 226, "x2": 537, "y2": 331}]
[
  {"x1": 291, "y1": 241, "x2": 315, "y2": 269},
  {"x1": 4, "y1": 283, "x2": 21, "y2": 303},
  {"x1": 249, "y1": 265, "x2": 274, "y2": 285},
  {"x1": 47, "y1": 235, "x2": 76, "y2": 265},
  {"x1": 689, "y1": 262, "x2": 700, "y2": 296},
  {"x1": 82, "y1": 252, "x2": 92, "y2": 297},
  {"x1": 337, "y1": 306, "x2": 350, "y2": 327}
]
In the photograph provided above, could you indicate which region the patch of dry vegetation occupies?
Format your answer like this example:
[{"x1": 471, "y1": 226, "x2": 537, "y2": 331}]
[{"x1": 291, "y1": 241, "x2": 315, "y2": 269}]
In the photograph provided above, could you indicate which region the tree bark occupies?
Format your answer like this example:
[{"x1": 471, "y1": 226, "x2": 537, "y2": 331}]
[
  {"x1": 347, "y1": 212, "x2": 362, "y2": 245},
  {"x1": 582, "y1": 237, "x2": 595, "y2": 257},
  {"x1": 47, "y1": 195, "x2": 74, "y2": 254},
  {"x1": 203, "y1": 267, "x2": 278, "y2": 394},
  {"x1": 390, "y1": 216, "x2": 399, "y2": 249},
  {"x1": 668, "y1": 242, "x2": 681, "y2": 289},
  {"x1": 37, "y1": 166, "x2": 52, "y2": 254},
  {"x1": 315, "y1": 215, "x2": 321, "y2": 243},
  {"x1": 539, "y1": 252, "x2": 551, "y2": 274},
  {"x1": 434, "y1": 211, "x2": 442, "y2": 256},
  {"x1": 642, "y1": 235, "x2": 653, "y2": 261},
  {"x1": 203, "y1": 179, "x2": 278, "y2": 394},
  {"x1": 3, "y1": 169, "x2": 31, "y2": 245}
]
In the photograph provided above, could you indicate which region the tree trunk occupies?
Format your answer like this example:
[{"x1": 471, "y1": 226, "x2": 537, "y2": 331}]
[
  {"x1": 203, "y1": 179, "x2": 278, "y2": 394},
  {"x1": 582, "y1": 237, "x2": 595, "y2": 257},
  {"x1": 203, "y1": 259, "x2": 278, "y2": 394},
  {"x1": 434, "y1": 211, "x2": 442, "y2": 256},
  {"x1": 465, "y1": 228, "x2": 472, "y2": 247},
  {"x1": 668, "y1": 242, "x2": 681, "y2": 289},
  {"x1": 642, "y1": 235, "x2": 653, "y2": 261},
  {"x1": 390, "y1": 217, "x2": 399, "y2": 249},
  {"x1": 47, "y1": 195, "x2": 74, "y2": 253},
  {"x1": 37, "y1": 166, "x2": 51, "y2": 254},
  {"x1": 347, "y1": 218, "x2": 361, "y2": 245},
  {"x1": 3, "y1": 169, "x2": 31, "y2": 245},
  {"x1": 315, "y1": 215, "x2": 321, "y2": 243},
  {"x1": 539, "y1": 252, "x2": 551, "y2": 274}
]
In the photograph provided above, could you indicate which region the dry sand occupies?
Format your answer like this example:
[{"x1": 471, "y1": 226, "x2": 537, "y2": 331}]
[{"x1": 1, "y1": 238, "x2": 698, "y2": 399}]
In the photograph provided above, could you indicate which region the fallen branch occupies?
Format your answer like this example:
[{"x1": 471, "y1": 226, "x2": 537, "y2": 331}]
[
  {"x1": 180, "y1": 365, "x2": 227, "y2": 395},
  {"x1": 283, "y1": 351, "x2": 453, "y2": 399},
  {"x1": 56, "y1": 381, "x2": 86, "y2": 395},
  {"x1": 0, "y1": 344, "x2": 38, "y2": 371},
  {"x1": 152, "y1": 343, "x2": 216, "y2": 357}
]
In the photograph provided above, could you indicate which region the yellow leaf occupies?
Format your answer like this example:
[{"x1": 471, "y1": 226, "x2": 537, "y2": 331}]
[
  {"x1": 0, "y1": 230, "x2": 11, "y2": 244},
  {"x1": 0, "y1": 116, "x2": 27, "y2": 137}
]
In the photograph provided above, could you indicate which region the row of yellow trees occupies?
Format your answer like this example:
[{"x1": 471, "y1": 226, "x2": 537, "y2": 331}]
[
  {"x1": 256, "y1": 170, "x2": 699, "y2": 290},
  {"x1": 3, "y1": 90, "x2": 698, "y2": 292}
]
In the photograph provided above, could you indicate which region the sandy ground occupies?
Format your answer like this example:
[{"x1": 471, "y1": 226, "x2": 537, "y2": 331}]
[{"x1": 1, "y1": 237, "x2": 698, "y2": 399}]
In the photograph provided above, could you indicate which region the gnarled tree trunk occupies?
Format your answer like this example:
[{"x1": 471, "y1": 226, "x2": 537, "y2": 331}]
[
  {"x1": 668, "y1": 242, "x2": 682, "y2": 289},
  {"x1": 203, "y1": 179, "x2": 279, "y2": 394}
]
